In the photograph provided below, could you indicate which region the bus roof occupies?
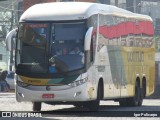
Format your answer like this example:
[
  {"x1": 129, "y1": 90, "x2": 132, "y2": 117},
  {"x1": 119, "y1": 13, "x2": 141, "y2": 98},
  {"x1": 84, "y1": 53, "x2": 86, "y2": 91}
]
[{"x1": 20, "y1": 2, "x2": 152, "y2": 22}]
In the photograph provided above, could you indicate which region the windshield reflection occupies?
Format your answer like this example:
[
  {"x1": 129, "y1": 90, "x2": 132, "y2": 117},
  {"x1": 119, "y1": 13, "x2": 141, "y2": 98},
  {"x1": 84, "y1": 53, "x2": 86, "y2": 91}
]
[
  {"x1": 18, "y1": 22, "x2": 86, "y2": 74},
  {"x1": 49, "y1": 54, "x2": 84, "y2": 73},
  {"x1": 49, "y1": 22, "x2": 85, "y2": 73}
]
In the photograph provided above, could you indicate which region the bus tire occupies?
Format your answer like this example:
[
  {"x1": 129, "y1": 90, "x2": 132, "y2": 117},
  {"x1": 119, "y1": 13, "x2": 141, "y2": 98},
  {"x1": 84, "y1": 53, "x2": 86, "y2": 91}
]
[
  {"x1": 119, "y1": 81, "x2": 141, "y2": 107},
  {"x1": 119, "y1": 100, "x2": 127, "y2": 107},
  {"x1": 142, "y1": 78, "x2": 146, "y2": 98},
  {"x1": 33, "y1": 102, "x2": 41, "y2": 111},
  {"x1": 138, "y1": 88, "x2": 143, "y2": 106},
  {"x1": 129, "y1": 81, "x2": 141, "y2": 106},
  {"x1": 86, "y1": 100, "x2": 99, "y2": 111},
  {"x1": 138, "y1": 78, "x2": 146, "y2": 106},
  {"x1": 86, "y1": 81, "x2": 102, "y2": 111},
  {"x1": 73, "y1": 103, "x2": 84, "y2": 108}
]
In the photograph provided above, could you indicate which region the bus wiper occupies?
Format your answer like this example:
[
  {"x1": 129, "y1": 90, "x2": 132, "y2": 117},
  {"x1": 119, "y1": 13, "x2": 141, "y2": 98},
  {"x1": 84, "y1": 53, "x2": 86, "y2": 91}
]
[
  {"x1": 49, "y1": 55, "x2": 56, "y2": 64},
  {"x1": 49, "y1": 56, "x2": 69, "y2": 74}
]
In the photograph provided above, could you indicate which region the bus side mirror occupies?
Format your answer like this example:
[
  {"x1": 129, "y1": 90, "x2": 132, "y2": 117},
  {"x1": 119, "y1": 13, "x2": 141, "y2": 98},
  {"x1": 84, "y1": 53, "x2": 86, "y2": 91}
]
[
  {"x1": 84, "y1": 27, "x2": 93, "y2": 51},
  {"x1": 5, "y1": 28, "x2": 17, "y2": 51}
]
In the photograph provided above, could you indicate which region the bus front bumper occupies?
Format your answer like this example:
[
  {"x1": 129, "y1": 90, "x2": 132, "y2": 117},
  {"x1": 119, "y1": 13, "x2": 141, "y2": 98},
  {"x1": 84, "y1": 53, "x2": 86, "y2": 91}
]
[{"x1": 16, "y1": 83, "x2": 95, "y2": 102}]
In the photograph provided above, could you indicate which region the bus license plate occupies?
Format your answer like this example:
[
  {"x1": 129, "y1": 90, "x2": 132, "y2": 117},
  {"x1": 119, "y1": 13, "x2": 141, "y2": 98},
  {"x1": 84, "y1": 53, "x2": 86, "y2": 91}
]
[{"x1": 42, "y1": 94, "x2": 54, "y2": 98}]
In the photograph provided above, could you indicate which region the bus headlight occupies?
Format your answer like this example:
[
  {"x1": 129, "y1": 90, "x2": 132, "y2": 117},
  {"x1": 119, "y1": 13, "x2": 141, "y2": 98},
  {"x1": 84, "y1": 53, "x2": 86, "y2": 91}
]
[
  {"x1": 17, "y1": 80, "x2": 30, "y2": 87},
  {"x1": 68, "y1": 77, "x2": 88, "y2": 87}
]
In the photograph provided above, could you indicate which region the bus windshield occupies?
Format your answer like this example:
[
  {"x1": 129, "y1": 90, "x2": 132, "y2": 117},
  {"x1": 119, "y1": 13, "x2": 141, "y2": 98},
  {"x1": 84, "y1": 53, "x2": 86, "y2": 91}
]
[
  {"x1": 49, "y1": 22, "x2": 85, "y2": 73},
  {"x1": 17, "y1": 22, "x2": 86, "y2": 74}
]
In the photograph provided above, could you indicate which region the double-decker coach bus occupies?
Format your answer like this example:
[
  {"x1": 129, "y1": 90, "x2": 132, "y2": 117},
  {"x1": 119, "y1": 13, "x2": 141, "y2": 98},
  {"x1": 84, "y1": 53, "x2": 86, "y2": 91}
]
[{"x1": 14, "y1": 2, "x2": 155, "y2": 111}]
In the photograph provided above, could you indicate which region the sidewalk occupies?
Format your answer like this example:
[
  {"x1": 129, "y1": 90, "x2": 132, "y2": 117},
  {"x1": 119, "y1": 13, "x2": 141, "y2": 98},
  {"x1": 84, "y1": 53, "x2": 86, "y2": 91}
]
[{"x1": 0, "y1": 91, "x2": 15, "y2": 96}]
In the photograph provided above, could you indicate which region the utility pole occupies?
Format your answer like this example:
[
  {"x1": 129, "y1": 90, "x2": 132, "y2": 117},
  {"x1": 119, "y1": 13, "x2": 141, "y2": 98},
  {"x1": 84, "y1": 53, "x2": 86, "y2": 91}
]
[
  {"x1": 133, "y1": 0, "x2": 136, "y2": 13},
  {"x1": 115, "y1": 0, "x2": 118, "y2": 7},
  {"x1": 9, "y1": 0, "x2": 14, "y2": 71},
  {"x1": 10, "y1": 0, "x2": 14, "y2": 31}
]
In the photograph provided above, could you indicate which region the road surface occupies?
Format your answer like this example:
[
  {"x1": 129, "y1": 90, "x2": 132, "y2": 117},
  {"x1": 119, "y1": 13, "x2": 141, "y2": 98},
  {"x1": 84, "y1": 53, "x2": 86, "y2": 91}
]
[{"x1": 0, "y1": 92, "x2": 160, "y2": 119}]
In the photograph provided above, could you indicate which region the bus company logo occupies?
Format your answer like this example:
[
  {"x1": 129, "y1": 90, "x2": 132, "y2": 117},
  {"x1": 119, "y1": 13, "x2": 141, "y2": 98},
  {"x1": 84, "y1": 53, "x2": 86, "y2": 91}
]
[
  {"x1": 2, "y1": 112, "x2": 11, "y2": 117},
  {"x1": 46, "y1": 86, "x2": 51, "y2": 91}
]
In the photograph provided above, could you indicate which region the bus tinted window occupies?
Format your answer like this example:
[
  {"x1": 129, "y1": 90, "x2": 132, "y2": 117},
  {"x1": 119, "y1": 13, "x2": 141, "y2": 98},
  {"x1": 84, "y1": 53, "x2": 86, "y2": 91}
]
[
  {"x1": 19, "y1": 23, "x2": 49, "y2": 65},
  {"x1": 54, "y1": 23, "x2": 85, "y2": 41}
]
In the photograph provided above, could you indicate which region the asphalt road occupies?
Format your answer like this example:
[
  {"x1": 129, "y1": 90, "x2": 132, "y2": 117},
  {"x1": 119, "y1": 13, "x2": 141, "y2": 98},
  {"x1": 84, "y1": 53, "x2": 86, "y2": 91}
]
[{"x1": 0, "y1": 92, "x2": 160, "y2": 120}]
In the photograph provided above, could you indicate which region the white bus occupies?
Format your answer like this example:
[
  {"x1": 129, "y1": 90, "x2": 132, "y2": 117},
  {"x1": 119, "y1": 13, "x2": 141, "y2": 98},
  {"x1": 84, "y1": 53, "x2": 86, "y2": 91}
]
[{"x1": 14, "y1": 2, "x2": 155, "y2": 111}]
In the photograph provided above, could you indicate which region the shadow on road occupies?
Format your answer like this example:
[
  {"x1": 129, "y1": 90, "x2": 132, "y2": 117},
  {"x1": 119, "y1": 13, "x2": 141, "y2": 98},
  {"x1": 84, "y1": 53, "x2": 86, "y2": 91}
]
[{"x1": 41, "y1": 105, "x2": 160, "y2": 117}]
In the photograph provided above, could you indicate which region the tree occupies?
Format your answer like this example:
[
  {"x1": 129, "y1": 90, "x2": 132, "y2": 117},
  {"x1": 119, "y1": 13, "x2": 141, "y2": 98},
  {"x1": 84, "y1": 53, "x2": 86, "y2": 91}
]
[
  {"x1": 0, "y1": 0, "x2": 18, "y2": 42},
  {"x1": 0, "y1": 11, "x2": 11, "y2": 41}
]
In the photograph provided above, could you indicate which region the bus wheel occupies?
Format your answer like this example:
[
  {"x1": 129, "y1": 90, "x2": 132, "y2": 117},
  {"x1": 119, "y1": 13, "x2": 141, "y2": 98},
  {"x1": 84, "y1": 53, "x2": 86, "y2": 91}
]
[
  {"x1": 138, "y1": 81, "x2": 146, "y2": 106},
  {"x1": 86, "y1": 82, "x2": 102, "y2": 111},
  {"x1": 73, "y1": 103, "x2": 84, "y2": 108},
  {"x1": 138, "y1": 89, "x2": 143, "y2": 106},
  {"x1": 142, "y1": 79, "x2": 146, "y2": 98},
  {"x1": 137, "y1": 79, "x2": 146, "y2": 106},
  {"x1": 129, "y1": 81, "x2": 141, "y2": 106},
  {"x1": 120, "y1": 81, "x2": 141, "y2": 107},
  {"x1": 119, "y1": 100, "x2": 127, "y2": 107},
  {"x1": 85, "y1": 100, "x2": 99, "y2": 111},
  {"x1": 33, "y1": 102, "x2": 41, "y2": 111}
]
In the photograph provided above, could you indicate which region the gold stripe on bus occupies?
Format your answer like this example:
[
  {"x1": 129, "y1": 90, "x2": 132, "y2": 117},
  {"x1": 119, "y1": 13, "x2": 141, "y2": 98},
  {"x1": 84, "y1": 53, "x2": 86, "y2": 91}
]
[{"x1": 19, "y1": 76, "x2": 50, "y2": 85}]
